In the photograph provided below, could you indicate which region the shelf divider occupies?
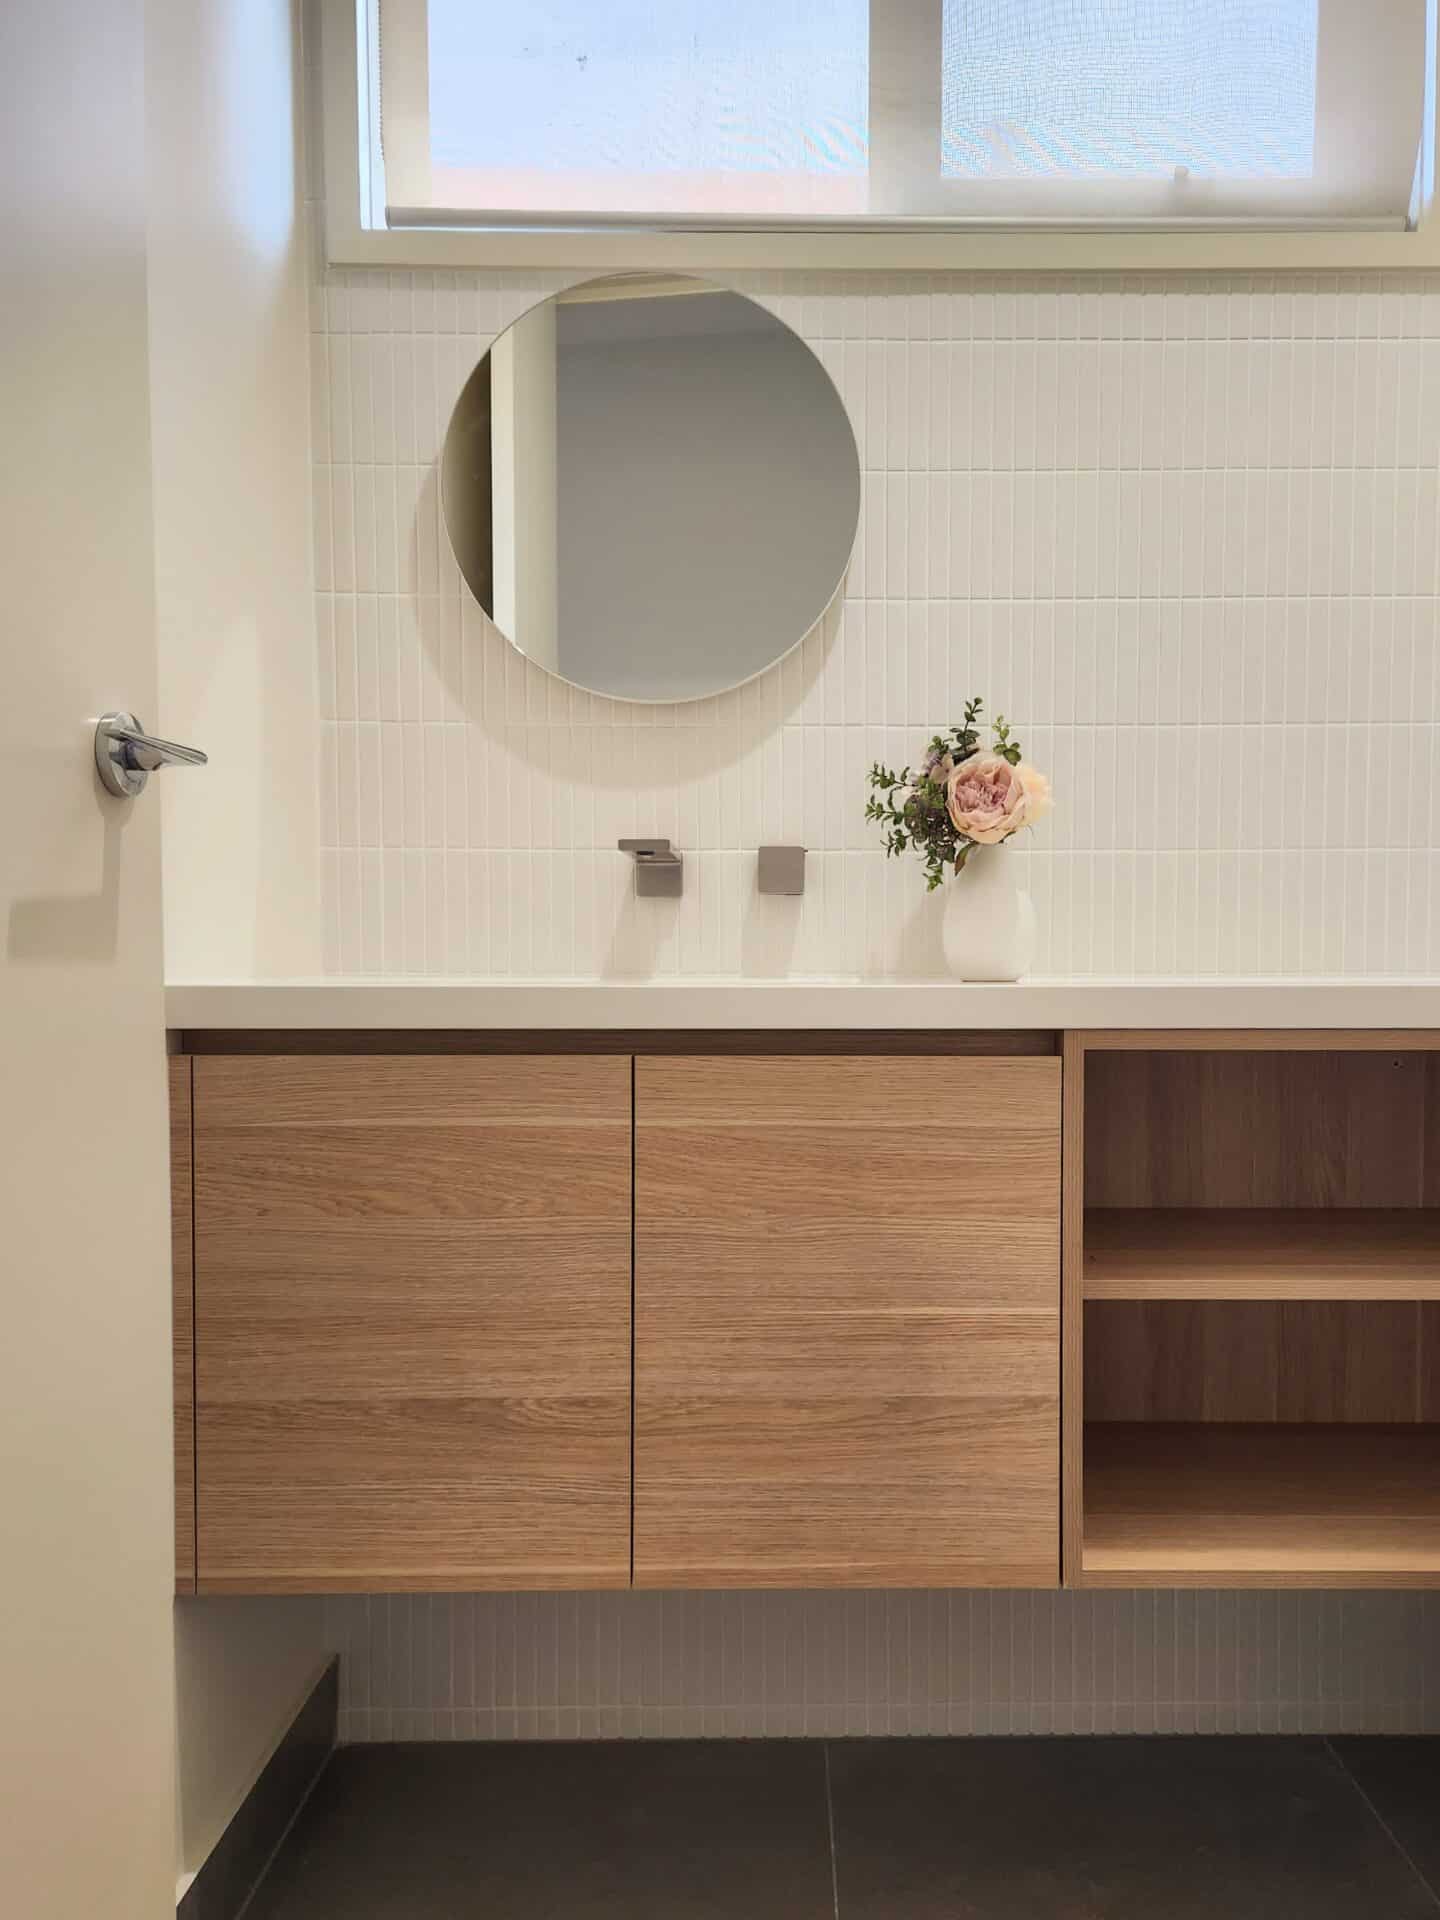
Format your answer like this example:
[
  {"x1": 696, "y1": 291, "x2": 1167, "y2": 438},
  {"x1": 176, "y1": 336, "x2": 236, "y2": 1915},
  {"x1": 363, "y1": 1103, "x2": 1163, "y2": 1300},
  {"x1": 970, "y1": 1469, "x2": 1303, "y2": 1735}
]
[{"x1": 1084, "y1": 1208, "x2": 1440, "y2": 1302}]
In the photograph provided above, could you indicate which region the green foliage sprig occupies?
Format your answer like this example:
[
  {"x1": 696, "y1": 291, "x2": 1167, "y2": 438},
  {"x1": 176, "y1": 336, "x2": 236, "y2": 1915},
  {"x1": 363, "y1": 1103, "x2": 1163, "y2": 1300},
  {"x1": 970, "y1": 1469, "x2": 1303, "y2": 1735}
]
[{"x1": 864, "y1": 696, "x2": 1026, "y2": 892}]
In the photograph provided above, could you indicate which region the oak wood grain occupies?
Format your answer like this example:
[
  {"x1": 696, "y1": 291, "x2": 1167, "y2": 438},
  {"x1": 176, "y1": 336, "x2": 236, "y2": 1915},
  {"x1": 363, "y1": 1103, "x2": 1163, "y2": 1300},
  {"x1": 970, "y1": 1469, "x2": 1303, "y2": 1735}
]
[
  {"x1": 170, "y1": 1056, "x2": 195, "y2": 1595},
  {"x1": 193, "y1": 1056, "x2": 631, "y2": 1593},
  {"x1": 1084, "y1": 1301, "x2": 1438, "y2": 1424},
  {"x1": 1084, "y1": 1050, "x2": 1430, "y2": 1209},
  {"x1": 194, "y1": 1054, "x2": 628, "y2": 1125},
  {"x1": 1083, "y1": 1422, "x2": 1440, "y2": 1587},
  {"x1": 1085, "y1": 1208, "x2": 1440, "y2": 1300},
  {"x1": 634, "y1": 1056, "x2": 1062, "y2": 1589}
]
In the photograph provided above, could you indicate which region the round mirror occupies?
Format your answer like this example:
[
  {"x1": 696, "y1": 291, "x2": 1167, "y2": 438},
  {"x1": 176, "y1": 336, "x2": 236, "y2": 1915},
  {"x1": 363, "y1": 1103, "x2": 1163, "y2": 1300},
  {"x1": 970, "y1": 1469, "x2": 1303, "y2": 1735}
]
[{"x1": 441, "y1": 274, "x2": 860, "y2": 703}]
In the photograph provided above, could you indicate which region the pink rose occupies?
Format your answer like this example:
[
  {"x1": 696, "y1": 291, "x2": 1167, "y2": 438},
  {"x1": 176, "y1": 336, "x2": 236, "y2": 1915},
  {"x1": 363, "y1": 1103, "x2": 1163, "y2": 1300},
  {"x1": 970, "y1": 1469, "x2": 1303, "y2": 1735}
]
[
  {"x1": 1016, "y1": 762, "x2": 1052, "y2": 822},
  {"x1": 946, "y1": 755, "x2": 1052, "y2": 844}
]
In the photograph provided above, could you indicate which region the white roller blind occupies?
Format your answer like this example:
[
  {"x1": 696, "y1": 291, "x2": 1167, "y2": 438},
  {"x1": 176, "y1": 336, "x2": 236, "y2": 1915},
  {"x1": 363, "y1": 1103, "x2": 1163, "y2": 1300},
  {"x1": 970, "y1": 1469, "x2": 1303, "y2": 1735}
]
[{"x1": 378, "y1": 0, "x2": 1428, "y2": 230}]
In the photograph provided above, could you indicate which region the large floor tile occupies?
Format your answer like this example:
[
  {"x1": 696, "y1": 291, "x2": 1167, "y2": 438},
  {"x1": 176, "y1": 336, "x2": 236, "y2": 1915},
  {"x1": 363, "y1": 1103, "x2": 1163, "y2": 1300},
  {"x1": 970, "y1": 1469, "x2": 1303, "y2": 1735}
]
[
  {"x1": 245, "y1": 1741, "x2": 834, "y2": 1920},
  {"x1": 1332, "y1": 1738, "x2": 1440, "y2": 1904},
  {"x1": 827, "y1": 1736, "x2": 1438, "y2": 1919}
]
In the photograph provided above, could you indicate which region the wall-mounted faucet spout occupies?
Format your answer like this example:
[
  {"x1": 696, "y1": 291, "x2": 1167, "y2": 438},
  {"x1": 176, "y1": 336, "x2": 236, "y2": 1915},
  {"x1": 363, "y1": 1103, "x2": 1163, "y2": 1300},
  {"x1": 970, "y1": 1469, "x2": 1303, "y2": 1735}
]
[{"x1": 618, "y1": 838, "x2": 683, "y2": 898}]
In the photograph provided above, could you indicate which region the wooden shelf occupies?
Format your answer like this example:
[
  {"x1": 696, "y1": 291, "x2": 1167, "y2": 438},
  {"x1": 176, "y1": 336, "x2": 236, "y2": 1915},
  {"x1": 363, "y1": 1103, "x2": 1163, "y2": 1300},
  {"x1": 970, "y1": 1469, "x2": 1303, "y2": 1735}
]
[
  {"x1": 1082, "y1": 1422, "x2": 1440, "y2": 1587},
  {"x1": 1084, "y1": 1209, "x2": 1440, "y2": 1301}
]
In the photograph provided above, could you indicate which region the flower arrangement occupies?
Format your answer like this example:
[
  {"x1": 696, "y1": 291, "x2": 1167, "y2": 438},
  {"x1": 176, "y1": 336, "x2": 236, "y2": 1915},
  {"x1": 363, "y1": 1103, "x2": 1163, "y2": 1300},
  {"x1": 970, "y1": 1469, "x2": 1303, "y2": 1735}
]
[{"x1": 865, "y1": 697, "x2": 1052, "y2": 892}]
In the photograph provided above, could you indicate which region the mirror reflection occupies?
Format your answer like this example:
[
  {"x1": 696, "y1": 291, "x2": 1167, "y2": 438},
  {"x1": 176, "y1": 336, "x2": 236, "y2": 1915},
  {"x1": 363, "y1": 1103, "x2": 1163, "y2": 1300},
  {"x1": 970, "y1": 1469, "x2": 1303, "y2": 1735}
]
[{"x1": 441, "y1": 274, "x2": 861, "y2": 703}]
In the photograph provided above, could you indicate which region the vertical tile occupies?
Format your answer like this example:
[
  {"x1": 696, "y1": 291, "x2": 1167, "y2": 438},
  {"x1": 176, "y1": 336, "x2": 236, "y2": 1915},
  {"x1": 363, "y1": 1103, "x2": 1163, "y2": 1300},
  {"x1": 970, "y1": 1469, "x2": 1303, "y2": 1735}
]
[{"x1": 312, "y1": 249, "x2": 1434, "y2": 985}]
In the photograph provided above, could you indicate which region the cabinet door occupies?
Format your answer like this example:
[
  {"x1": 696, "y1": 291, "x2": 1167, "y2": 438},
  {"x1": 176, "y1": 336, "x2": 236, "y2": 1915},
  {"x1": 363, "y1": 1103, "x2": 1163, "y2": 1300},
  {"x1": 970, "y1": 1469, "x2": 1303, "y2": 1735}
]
[
  {"x1": 635, "y1": 1056, "x2": 1060, "y2": 1588},
  {"x1": 193, "y1": 1055, "x2": 631, "y2": 1593}
]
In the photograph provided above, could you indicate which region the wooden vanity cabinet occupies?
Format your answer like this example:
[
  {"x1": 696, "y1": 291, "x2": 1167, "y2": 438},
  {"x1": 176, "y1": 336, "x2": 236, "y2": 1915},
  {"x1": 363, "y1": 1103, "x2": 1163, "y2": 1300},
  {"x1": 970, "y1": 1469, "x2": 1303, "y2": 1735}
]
[
  {"x1": 189, "y1": 1055, "x2": 632, "y2": 1593},
  {"x1": 170, "y1": 1029, "x2": 1440, "y2": 1594},
  {"x1": 633, "y1": 1055, "x2": 1063, "y2": 1588},
  {"x1": 174, "y1": 1041, "x2": 1062, "y2": 1594}
]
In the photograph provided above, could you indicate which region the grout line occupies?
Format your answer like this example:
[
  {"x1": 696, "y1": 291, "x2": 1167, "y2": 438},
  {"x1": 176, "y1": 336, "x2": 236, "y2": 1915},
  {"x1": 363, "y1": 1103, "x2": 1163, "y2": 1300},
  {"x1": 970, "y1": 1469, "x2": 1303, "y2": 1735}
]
[
  {"x1": 822, "y1": 1742, "x2": 841, "y2": 1920},
  {"x1": 1324, "y1": 1736, "x2": 1440, "y2": 1912}
]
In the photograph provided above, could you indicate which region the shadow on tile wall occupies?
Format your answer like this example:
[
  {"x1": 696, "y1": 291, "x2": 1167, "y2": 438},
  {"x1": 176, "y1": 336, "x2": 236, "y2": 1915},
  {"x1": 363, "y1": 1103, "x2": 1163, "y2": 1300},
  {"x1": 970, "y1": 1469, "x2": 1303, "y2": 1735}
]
[{"x1": 322, "y1": 1589, "x2": 1440, "y2": 1744}]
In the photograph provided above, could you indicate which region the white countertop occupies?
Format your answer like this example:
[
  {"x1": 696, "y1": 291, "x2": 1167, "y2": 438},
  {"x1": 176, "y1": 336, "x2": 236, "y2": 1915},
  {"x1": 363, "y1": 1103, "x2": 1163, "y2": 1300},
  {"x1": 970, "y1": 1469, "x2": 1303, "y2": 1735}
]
[{"x1": 165, "y1": 976, "x2": 1440, "y2": 1031}]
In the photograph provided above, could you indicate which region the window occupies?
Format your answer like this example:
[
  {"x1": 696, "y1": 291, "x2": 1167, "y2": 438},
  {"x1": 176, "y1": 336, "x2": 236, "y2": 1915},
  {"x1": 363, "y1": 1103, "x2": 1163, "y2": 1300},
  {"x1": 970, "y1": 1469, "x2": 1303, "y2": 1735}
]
[
  {"x1": 409, "y1": 0, "x2": 870, "y2": 221},
  {"x1": 942, "y1": 2, "x2": 1319, "y2": 187},
  {"x1": 926, "y1": 0, "x2": 1423, "y2": 222},
  {"x1": 325, "y1": 0, "x2": 1440, "y2": 266},
  {"x1": 374, "y1": 0, "x2": 1427, "y2": 231}
]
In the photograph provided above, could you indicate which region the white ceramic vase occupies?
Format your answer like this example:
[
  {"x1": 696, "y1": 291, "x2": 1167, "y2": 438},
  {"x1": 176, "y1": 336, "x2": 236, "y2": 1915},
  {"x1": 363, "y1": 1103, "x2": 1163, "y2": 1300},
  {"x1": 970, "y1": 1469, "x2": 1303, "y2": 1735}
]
[{"x1": 941, "y1": 845, "x2": 1036, "y2": 981}]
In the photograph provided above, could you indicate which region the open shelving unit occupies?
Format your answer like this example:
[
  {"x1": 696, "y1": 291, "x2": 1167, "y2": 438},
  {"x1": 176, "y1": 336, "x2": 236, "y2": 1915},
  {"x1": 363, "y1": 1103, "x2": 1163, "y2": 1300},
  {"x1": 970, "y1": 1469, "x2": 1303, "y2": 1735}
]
[{"x1": 1063, "y1": 1032, "x2": 1440, "y2": 1590}]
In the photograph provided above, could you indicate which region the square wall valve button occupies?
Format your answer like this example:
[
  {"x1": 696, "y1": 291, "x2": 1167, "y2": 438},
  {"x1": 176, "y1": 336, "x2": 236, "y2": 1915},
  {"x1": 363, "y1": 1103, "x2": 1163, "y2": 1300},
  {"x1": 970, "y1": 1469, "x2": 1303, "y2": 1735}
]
[{"x1": 757, "y1": 846, "x2": 806, "y2": 895}]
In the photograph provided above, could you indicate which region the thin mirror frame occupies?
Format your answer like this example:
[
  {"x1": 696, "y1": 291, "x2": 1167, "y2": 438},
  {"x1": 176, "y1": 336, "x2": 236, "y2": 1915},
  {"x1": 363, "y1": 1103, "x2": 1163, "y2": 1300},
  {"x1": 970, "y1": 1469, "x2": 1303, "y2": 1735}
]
[{"x1": 440, "y1": 272, "x2": 862, "y2": 705}]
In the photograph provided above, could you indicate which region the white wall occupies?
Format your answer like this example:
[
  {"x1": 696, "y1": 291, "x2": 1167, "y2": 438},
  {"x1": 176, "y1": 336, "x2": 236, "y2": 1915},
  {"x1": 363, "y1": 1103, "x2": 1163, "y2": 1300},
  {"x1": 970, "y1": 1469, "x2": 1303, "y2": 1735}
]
[
  {"x1": 147, "y1": 0, "x2": 329, "y2": 1883},
  {"x1": 3, "y1": 5, "x2": 177, "y2": 1914},
  {"x1": 173, "y1": 1598, "x2": 326, "y2": 1881},
  {"x1": 301, "y1": 0, "x2": 1440, "y2": 983},
  {"x1": 149, "y1": 0, "x2": 320, "y2": 981},
  {"x1": 311, "y1": 253, "x2": 1440, "y2": 981}
]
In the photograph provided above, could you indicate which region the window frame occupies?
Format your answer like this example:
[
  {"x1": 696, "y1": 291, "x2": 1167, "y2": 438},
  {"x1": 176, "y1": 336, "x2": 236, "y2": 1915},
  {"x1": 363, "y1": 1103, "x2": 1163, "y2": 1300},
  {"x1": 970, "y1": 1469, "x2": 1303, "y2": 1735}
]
[{"x1": 322, "y1": 0, "x2": 1440, "y2": 271}]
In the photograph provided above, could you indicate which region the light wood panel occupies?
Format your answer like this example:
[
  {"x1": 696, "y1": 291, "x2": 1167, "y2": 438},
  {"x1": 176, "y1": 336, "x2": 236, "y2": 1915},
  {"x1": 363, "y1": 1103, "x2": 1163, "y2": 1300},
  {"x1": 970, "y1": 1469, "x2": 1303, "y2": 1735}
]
[
  {"x1": 1083, "y1": 1423, "x2": 1440, "y2": 1587},
  {"x1": 1085, "y1": 1209, "x2": 1440, "y2": 1300},
  {"x1": 1085, "y1": 1301, "x2": 1439, "y2": 1423},
  {"x1": 634, "y1": 1056, "x2": 1061, "y2": 1589},
  {"x1": 170, "y1": 1056, "x2": 195, "y2": 1594},
  {"x1": 193, "y1": 1056, "x2": 631, "y2": 1593}
]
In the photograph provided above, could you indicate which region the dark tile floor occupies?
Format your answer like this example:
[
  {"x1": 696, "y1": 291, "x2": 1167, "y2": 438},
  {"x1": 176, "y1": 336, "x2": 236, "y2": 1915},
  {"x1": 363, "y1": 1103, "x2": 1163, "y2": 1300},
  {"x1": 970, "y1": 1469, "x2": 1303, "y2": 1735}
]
[{"x1": 245, "y1": 1736, "x2": 1440, "y2": 1920}]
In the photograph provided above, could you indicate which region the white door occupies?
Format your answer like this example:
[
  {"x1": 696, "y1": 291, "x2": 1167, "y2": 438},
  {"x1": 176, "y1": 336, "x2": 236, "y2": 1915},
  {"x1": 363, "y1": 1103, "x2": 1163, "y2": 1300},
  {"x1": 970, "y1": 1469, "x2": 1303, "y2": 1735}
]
[{"x1": 2, "y1": 3, "x2": 177, "y2": 1916}]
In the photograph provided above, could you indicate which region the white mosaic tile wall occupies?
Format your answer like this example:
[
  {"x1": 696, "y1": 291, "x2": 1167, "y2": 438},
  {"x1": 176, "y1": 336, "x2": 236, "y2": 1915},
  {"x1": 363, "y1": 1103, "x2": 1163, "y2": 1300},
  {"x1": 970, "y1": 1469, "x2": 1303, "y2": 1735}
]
[
  {"x1": 324, "y1": 1589, "x2": 1440, "y2": 1743},
  {"x1": 307, "y1": 207, "x2": 1440, "y2": 977}
]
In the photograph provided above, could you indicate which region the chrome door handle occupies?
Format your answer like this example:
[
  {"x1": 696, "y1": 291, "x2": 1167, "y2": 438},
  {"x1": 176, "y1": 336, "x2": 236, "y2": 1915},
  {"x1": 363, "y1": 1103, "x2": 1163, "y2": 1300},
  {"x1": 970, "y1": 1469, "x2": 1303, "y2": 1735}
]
[{"x1": 94, "y1": 710, "x2": 209, "y2": 798}]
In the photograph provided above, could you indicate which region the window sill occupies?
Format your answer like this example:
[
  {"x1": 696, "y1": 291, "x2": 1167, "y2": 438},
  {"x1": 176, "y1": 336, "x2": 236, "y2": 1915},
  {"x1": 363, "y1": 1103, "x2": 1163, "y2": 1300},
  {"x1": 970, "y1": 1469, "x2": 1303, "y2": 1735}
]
[{"x1": 326, "y1": 209, "x2": 1440, "y2": 276}]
